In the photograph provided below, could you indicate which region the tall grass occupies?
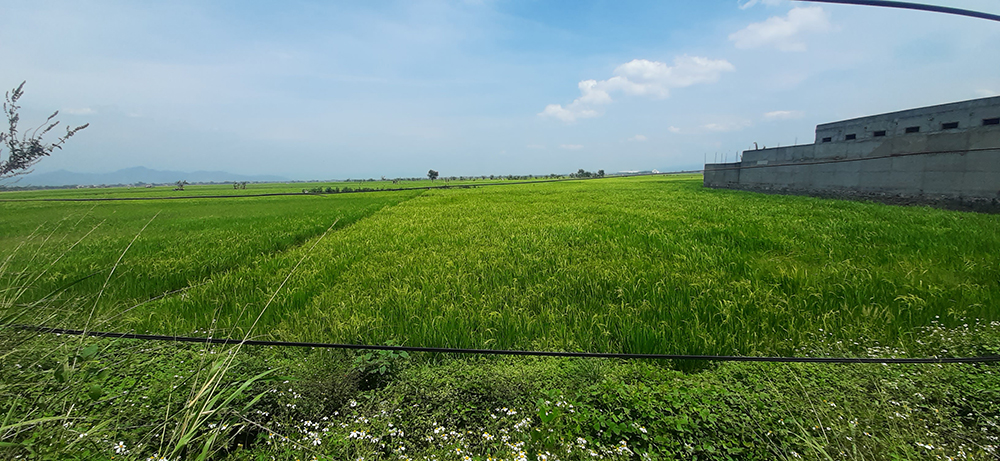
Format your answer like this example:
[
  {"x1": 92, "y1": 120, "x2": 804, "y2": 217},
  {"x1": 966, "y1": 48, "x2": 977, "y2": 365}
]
[{"x1": 0, "y1": 208, "x2": 349, "y2": 460}]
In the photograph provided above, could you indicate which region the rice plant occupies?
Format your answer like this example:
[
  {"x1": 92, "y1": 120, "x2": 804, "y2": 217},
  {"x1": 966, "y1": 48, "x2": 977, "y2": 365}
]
[{"x1": 83, "y1": 175, "x2": 1000, "y2": 358}]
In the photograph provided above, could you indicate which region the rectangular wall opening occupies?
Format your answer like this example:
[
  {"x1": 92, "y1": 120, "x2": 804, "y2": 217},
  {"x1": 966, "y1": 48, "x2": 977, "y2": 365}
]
[
  {"x1": 873, "y1": 130, "x2": 886, "y2": 137},
  {"x1": 845, "y1": 134, "x2": 856, "y2": 140},
  {"x1": 905, "y1": 126, "x2": 920, "y2": 133},
  {"x1": 822, "y1": 137, "x2": 832, "y2": 143},
  {"x1": 985, "y1": 118, "x2": 1000, "y2": 126},
  {"x1": 941, "y1": 121, "x2": 959, "y2": 129}
]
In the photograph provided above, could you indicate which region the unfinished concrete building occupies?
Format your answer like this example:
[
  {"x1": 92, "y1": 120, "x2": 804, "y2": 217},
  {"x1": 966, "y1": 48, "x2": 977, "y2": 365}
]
[{"x1": 703, "y1": 96, "x2": 1000, "y2": 208}]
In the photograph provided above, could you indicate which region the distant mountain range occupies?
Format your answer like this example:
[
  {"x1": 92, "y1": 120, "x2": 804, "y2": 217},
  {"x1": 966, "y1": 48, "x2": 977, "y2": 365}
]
[{"x1": 13, "y1": 167, "x2": 289, "y2": 187}]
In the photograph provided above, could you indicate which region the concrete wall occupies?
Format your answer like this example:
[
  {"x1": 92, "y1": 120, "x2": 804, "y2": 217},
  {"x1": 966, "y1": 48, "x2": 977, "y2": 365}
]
[
  {"x1": 703, "y1": 162, "x2": 741, "y2": 189},
  {"x1": 703, "y1": 96, "x2": 1000, "y2": 202},
  {"x1": 726, "y1": 147, "x2": 1000, "y2": 198},
  {"x1": 814, "y1": 96, "x2": 1000, "y2": 144}
]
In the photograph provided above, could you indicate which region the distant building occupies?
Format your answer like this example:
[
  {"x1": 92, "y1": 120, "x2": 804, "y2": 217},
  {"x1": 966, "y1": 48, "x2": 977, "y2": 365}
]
[{"x1": 704, "y1": 96, "x2": 1000, "y2": 206}]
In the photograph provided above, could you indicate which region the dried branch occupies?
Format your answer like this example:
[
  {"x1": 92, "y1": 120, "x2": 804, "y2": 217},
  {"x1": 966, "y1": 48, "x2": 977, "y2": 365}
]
[{"x1": 1, "y1": 81, "x2": 89, "y2": 179}]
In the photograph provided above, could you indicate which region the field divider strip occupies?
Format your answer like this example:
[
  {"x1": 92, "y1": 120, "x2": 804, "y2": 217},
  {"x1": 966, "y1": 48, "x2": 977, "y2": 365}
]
[{"x1": 12, "y1": 325, "x2": 1000, "y2": 364}]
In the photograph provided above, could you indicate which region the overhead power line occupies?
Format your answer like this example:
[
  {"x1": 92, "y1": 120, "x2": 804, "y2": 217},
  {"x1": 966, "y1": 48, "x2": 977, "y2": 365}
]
[
  {"x1": 14, "y1": 325, "x2": 1000, "y2": 364},
  {"x1": 794, "y1": 0, "x2": 1000, "y2": 22}
]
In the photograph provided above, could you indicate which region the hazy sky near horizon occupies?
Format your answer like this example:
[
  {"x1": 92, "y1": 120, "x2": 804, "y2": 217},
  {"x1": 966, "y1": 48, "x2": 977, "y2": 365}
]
[{"x1": 2, "y1": 0, "x2": 999, "y2": 180}]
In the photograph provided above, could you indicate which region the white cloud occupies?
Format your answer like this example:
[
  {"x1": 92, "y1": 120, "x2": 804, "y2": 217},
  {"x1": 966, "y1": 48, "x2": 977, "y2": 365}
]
[
  {"x1": 976, "y1": 89, "x2": 998, "y2": 97},
  {"x1": 559, "y1": 144, "x2": 583, "y2": 150},
  {"x1": 62, "y1": 107, "x2": 96, "y2": 115},
  {"x1": 762, "y1": 110, "x2": 803, "y2": 120},
  {"x1": 701, "y1": 120, "x2": 753, "y2": 132},
  {"x1": 729, "y1": 6, "x2": 832, "y2": 52},
  {"x1": 738, "y1": 0, "x2": 783, "y2": 10},
  {"x1": 627, "y1": 134, "x2": 647, "y2": 142},
  {"x1": 539, "y1": 56, "x2": 735, "y2": 122},
  {"x1": 538, "y1": 103, "x2": 599, "y2": 123},
  {"x1": 616, "y1": 57, "x2": 736, "y2": 94},
  {"x1": 576, "y1": 79, "x2": 615, "y2": 104},
  {"x1": 668, "y1": 126, "x2": 681, "y2": 133}
]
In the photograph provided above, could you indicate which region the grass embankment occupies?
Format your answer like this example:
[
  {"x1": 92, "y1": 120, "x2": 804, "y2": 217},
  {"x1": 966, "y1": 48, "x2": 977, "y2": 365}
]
[{"x1": 2, "y1": 175, "x2": 999, "y2": 460}]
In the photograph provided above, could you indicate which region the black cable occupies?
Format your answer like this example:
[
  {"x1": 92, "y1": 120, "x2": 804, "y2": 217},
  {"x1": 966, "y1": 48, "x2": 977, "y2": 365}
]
[
  {"x1": 13, "y1": 325, "x2": 1000, "y2": 364},
  {"x1": 794, "y1": 0, "x2": 1000, "y2": 22}
]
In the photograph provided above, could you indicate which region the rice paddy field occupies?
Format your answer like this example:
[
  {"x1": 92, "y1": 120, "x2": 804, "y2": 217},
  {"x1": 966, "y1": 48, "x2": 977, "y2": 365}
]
[
  {"x1": 3, "y1": 174, "x2": 1000, "y2": 460},
  {"x1": 0, "y1": 176, "x2": 540, "y2": 200},
  {"x1": 4, "y1": 174, "x2": 999, "y2": 355}
]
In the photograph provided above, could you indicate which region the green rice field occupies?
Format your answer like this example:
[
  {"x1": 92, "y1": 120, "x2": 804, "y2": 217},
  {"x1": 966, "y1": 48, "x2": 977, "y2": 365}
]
[
  {"x1": 4, "y1": 174, "x2": 998, "y2": 357},
  {"x1": 0, "y1": 176, "x2": 537, "y2": 200}
]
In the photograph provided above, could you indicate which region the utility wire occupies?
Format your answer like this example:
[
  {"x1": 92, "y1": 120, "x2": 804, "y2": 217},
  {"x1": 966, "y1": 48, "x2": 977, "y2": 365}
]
[
  {"x1": 13, "y1": 325, "x2": 1000, "y2": 364},
  {"x1": 794, "y1": 0, "x2": 1000, "y2": 22}
]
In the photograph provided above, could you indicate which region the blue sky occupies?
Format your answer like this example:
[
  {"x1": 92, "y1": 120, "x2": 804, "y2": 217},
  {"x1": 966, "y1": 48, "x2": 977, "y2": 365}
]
[{"x1": 2, "y1": 0, "x2": 999, "y2": 181}]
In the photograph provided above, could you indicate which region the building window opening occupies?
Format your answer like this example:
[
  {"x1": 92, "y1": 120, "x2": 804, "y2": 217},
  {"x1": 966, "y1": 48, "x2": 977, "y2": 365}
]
[
  {"x1": 821, "y1": 137, "x2": 832, "y2": 143},
  {"x1": 905, "y1": 126, "x2": 920, "y2": 133},
  {"x1": 845, "y1": 134, "x2": 856, "y2": 140},
  {"x1": 941, "y1": 121, "x2": 959, "y2": 129},
  {"x1": 873, "y1": 130, "x2": 886, "y2": 137},
  {"x1": 985, "y1": 117, "x2": 1000, "y2": 126}
]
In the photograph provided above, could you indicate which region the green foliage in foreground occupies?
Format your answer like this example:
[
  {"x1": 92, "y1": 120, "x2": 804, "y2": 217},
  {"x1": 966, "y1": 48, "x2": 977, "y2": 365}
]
[{"x1": 2, "y1": 319, "x2": 998, "y2": 460}]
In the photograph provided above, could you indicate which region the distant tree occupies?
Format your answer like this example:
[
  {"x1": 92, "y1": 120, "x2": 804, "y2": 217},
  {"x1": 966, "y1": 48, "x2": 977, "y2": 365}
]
[
  {"x1": 1, "y1": 81, "x2": 89, "y2": 180},
  {"x1": 427, "y1": 169, "x2": 439, "y2": 180},
  {"x1": 597, "y1": 169, "x2": 605, "y2": 177}
]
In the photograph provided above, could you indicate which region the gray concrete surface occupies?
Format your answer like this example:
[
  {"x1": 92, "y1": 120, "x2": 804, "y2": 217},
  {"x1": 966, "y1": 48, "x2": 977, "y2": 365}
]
[{"x1": 704, "y1": 96, "x2": 1000, "y2": 205}]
